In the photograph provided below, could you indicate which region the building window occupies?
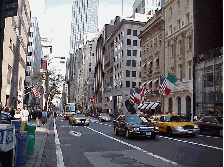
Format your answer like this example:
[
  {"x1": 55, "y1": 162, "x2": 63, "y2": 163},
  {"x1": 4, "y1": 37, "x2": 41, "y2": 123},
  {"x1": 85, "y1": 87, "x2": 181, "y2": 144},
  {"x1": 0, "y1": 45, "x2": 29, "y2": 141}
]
[
  {"x1": 89, "y1": 63, "x2": 91, "y2": 67},
  {"x1": 186, "y1": 13, "x2": 190, "y2": 25},
  {"x1": 133, "y1": 50, "x2": 137, "y2": 56},
  {"x1": 132, "y1": 82, "x2": 136, "y2": 88},
  {"x1": 127, "y1": 39, "x2": 131, "y2": 45},
  {"x1": 132, "y1": 60, "x2": 136, "y2": 67},
  {"x1": 169, "y1": 6, "x2": 172, "y2": 16},
  {"x1": 132, "y1": 71, "x2": 136, "y2": 77},
  {"x1": 179, "y1": 41, "x2": 182, "y2": 54},
  {"x1": 171, "y1": 45, "x2": 174, "y2": 57},
  {"x1": 177, "y1": 19, "x2": 181, "y2": 30},
  {"x1": 188, "y1": 61, "x2": 192, "y2": 80},
  {"x1": 126, "y1": 70, "x2": 130, "y2": 77},
  {"x1": 177, "y1": 0, "x2": 180, "y2": 10},
  {"x1": 126, "y1": 81, "x2": 130, "y2": 87},
  {"x1": 179, "y1": 64, "x2": 183, "y2": 80},
  {"x1": 155, "y1": 40, "x2": 157, "y2": 48},
  {"x1": 159, "y1": 38, "x2": 162, "y2": 46},
  {"x1": 126, "y1": 60, "x2": 131, "y2": 66},
  {"x1": 7, "y1": 65, "x2": 12, "y2": 84},
  {"x1": 169, "y1": 25, "x2": 172, "y2": 34},
  {"x1": 156, "y1": 58, "x2": 159, "y2": 66},
  {"x1": 89, "y1": 68, "x2": 91, "y2": 72},
  {"x1": 133, "y1": 40, "x2": 137, "y2": 46},
  {"x1": 188, "y1": 36, "x2": 192, "y2": 50},
  {"x1": 127, "y1": 50, "x2": 131, "y2": 56},
  {"x1": 169, "y1": 97, "x2": 173, "y2": 113},
  {"x1": 139, "y1": 72, "x2": 141, "y2": 78},
  {"x1": 133, "y1": 30, "x2": 137, "y2": 36},
  {"x1": 127, "y1": 29, "x2": 131, "y2": 35}
]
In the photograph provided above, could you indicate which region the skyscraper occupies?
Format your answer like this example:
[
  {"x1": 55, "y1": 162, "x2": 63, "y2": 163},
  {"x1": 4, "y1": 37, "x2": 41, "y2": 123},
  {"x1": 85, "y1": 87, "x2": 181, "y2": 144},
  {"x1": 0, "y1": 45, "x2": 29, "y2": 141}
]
[{"x1": 70, "y1": 0, "x2": 99, "y2": 52}]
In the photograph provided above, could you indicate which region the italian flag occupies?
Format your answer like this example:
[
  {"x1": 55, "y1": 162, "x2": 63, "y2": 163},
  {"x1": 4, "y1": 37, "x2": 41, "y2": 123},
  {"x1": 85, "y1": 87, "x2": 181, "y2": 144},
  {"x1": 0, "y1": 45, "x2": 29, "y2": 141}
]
[{"x1": 165, "y1": 73, "x2": 178, "y2": 95}]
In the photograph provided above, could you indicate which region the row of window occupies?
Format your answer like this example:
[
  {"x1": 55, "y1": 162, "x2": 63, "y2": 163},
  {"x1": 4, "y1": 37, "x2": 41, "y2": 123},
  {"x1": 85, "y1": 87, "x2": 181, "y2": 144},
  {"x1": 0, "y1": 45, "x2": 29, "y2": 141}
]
[
  {"x1": 169, "y1": 37, "x2": 192, "y2": 56},
  {"x1": 127, "y1": 29, "x2": 138, "y2": 36},
  {"x1": 126, "y1": 81, "x2": 141, "y2": 88},
  {"x1": 127, "y1": 39, "x2": 138, "y2": 46}
]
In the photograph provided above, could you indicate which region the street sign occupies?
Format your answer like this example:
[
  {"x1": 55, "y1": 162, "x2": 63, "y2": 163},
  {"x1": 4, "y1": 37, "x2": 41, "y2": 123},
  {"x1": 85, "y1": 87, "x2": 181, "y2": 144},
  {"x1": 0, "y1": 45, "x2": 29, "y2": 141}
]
[{"x1": 4, "y1": 0, "x2": 18, "y2": 18}]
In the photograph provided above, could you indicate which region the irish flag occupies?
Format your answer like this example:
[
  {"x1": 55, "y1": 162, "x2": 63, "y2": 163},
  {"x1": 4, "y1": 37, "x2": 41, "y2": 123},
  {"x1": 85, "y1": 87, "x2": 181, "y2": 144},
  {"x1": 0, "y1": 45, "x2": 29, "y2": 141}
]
[{"x1": 165, "y1": 73, "x2": 178, "y2": 95}]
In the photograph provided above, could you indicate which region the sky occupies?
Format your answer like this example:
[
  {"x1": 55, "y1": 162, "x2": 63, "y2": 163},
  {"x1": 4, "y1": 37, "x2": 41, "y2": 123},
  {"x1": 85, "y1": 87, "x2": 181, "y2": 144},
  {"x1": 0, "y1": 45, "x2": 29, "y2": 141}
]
[{"x1": 28, "y1": 0, "x2": 135, "y2": 75}]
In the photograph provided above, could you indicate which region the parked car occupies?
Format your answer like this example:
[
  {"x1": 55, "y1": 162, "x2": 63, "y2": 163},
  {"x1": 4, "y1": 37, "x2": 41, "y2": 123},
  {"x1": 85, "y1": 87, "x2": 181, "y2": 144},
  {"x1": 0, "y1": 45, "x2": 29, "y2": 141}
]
[
  {"x1": 69, "y1": 113, "x2": 89, "y2": 126},
  {"x1": 195, "y1": 116, "x2": 223, "y2": 137},
  {"x1": 113, "y1": 115, "x2": 159, "y2": 139},
  {"x1": 149, "y1": 114, "x2": 200, "y2": 137},
  {"x1": 98, "y1": 113, "x2": 111, "y2": 122}
]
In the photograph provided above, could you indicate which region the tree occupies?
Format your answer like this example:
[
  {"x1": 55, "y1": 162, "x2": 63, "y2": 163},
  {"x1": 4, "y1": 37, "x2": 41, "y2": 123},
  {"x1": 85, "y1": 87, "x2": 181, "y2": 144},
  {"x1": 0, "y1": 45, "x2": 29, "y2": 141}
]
[{"x1": 48, "y1": 68, "x2": 64, "y2": 102}]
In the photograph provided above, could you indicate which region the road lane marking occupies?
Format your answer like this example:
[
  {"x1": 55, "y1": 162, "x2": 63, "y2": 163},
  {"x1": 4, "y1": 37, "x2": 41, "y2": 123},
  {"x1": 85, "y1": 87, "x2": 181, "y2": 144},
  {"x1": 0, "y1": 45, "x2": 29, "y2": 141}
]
[
  {"x1": 69, "y1": 130, "x2": 81, "y2": 137},
  {"x1": 54, "y1": 118, "x2": 65, "y2": 167},
  {"x1": 85, "y1": 126, "x2": 179, "y2": 166},
  {"x1": 158, "y1": 135, "x2": 223, "y2": 150}
]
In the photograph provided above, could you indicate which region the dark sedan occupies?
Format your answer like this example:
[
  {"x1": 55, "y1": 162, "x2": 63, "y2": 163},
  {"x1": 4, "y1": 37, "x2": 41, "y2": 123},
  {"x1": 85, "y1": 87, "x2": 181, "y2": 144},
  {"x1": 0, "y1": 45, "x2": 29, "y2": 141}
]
[
  {"x1": 195, "y1": 116, "x2": 223, "y2": 137},
  {"x1": 113, "y1": 115, "x2": 159, "y2": 139}
]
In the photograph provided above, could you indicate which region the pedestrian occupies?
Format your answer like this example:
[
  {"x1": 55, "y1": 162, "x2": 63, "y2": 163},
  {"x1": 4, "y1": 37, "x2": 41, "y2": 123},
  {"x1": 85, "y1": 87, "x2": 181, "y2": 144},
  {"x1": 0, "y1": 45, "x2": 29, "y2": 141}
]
[
  {"x1": 54, "y1": 111, "x2": 57, "y2": 118},
  {"x1": 10, "y1": 108, "x2": 15, "y2": 120},
  {"x1": 193, "y1": 114, "x2": 199, "y2": 122},
  {"x1": 36, "y1": 109, "x2": 42, "y2": 127},
  {"x1": 42, "y1": 110, "x2": 47, "y2": 125},
  {"x1": 200, "y1": 113, "x2": 203, "y2": 119}
]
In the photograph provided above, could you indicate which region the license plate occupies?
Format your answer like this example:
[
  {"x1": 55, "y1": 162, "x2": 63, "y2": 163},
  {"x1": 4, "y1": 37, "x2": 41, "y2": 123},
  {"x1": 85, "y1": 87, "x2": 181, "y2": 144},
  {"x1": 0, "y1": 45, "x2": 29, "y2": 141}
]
[
  {"x1": 146, "y1": 132, "x2": 151, "y2": 135},
  {"x1": 188, "y1": 131, "x2": 193, "y2": 133}
]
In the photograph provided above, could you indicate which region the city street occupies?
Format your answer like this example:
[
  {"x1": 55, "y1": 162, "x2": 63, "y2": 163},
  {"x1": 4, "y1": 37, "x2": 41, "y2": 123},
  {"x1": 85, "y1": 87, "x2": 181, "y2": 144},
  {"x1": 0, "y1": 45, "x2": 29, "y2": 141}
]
[{"x1": 41, "y1": 117, "x2": 223, "y2": 167}]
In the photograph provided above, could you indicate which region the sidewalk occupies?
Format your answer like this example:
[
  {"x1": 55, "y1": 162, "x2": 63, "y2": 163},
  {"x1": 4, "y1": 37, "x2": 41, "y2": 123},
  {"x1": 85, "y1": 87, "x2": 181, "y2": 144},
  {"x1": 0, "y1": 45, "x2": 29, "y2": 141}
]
[{"x1": 21, "y1": 117, "x2": 52, "y2": 167}]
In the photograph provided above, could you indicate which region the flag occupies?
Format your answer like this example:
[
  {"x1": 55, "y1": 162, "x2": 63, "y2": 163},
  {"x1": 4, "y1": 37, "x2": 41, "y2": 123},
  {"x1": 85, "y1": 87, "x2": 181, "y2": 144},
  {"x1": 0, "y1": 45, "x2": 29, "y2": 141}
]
[
  {"x1": 90, "y1": 97, "x2": 95, "y2": 104},
  {"x1": 159, "y1": 75, "x2": 167, "y2": 96},
  {"x1": 129, "y1": 88, "x2": 141, "y2": 105},
  {"x1": 165, "y1": 73, "x2": 178, "y2": 95},
  {"x1": 140, "y1": 87, "x2": 149, "y2": 102},
  {"x1": 31, "y1": 87, "x2": 40, "y2": 98}
]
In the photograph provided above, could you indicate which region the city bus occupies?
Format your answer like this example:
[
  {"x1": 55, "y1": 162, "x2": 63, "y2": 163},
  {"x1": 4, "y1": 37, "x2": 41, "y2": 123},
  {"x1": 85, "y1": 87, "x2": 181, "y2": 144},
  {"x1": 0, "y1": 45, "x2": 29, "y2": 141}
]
[{"x1": 64, "y1": 103, "x2": 76, "y2": 120}]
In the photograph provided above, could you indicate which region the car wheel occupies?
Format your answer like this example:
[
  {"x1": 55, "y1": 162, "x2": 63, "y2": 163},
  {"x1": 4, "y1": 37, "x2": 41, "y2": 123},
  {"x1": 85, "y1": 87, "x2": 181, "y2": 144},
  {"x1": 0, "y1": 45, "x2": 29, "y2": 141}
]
[
  {"x1": 125, "y1": 129, "x2": 130, "y2": 139},
  {"x1": 114, "y1": 127, "x2": 119, "y2": 135},
  {"x1": 166, "y1": 127, "x2": 173, "y2": 136},
  {"x1": 219, "y1": 129, "x2": 223, "y2": 137}
]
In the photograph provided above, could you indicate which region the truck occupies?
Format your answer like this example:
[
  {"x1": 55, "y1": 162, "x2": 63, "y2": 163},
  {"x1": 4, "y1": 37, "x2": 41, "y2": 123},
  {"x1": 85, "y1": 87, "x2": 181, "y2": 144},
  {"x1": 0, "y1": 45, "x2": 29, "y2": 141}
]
[{"x1": 64, "y1": 103, "x2": 76, "y2": 120}]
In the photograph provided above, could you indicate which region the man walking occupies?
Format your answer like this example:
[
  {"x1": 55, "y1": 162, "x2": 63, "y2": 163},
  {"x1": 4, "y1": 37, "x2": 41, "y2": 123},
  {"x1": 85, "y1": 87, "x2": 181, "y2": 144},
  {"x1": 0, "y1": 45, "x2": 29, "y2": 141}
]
[
  {"x1": 36, "y1": 109, "x2": 42, "y2": 127},
  {"x1": 42, "y1": 110, "x2": 47, "y2": 125}
]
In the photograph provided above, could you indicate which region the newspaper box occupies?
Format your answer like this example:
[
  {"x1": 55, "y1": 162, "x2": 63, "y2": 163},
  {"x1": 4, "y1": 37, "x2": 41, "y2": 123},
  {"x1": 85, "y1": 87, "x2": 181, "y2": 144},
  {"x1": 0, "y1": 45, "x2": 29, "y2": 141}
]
[{"x1": 0, "y1": 124, "x2": 15, "y2": 152}]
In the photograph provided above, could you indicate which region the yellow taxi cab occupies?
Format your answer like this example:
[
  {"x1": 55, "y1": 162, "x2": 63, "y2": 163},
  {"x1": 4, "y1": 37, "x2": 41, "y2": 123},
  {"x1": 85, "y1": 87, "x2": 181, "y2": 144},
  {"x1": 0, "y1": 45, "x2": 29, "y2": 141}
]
[
  {"x1": 98, "y1": 113, "x2": 111, "y2": 122},
  {"x1": 149, "y1": 114, "x2": 200, "y2": 137},
  {"x1": 69, "y1": 113, "x2": 89, "y2": 126}
]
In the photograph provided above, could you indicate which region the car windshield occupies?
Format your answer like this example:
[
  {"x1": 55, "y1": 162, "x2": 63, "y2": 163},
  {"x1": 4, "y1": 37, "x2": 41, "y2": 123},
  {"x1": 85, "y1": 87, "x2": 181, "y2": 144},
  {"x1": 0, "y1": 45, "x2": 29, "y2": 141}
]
[
  {"x1": 75, "y1": 114, "x2": 85, "y2": 118},
  {"x1": 165, "y1": 116, "x2": 182, "y2": 122},
  {"x1": 125, "y1": 115, "x2": 142, "y2": 123},
  {"x1": 101, "y1": 114, "x2": 109, "y2": 116},
  {"x1": 216, "y1": 117, "x2": 223, "y2": 124}
]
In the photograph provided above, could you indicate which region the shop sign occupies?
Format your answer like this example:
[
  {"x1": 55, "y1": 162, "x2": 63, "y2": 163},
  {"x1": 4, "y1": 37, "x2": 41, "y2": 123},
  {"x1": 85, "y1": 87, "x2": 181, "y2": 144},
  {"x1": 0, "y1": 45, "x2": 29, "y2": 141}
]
[{"x1": 4, "y1": 0, "x2": 18, "y2": 18}]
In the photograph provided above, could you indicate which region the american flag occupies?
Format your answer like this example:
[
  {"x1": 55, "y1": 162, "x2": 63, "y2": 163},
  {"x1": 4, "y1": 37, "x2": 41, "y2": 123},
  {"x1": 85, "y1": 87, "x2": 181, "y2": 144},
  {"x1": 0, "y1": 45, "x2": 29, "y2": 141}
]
[
  {"x1": 140, "y1": 87, "x2": 149, "y2": 102},
  {"x1": 159, "y1": 75, "x2": 167, "y2": 96},
  {"x1": 31, "y1": 87, "x2": 41, "y2": 98}
]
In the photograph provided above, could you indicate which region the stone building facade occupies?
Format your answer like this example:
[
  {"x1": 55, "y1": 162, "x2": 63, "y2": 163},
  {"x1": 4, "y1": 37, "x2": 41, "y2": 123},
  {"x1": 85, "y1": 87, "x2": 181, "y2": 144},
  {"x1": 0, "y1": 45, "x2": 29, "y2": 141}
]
[
  {"x1": 2, "y1": 0, "x2": 31, "y2": 109},
  {"x1": 139, "y1": 8, "x2": 165, "y2": 112},
  {"x1": 164, "y1": 0, "x2": 193, "y2": 119}
]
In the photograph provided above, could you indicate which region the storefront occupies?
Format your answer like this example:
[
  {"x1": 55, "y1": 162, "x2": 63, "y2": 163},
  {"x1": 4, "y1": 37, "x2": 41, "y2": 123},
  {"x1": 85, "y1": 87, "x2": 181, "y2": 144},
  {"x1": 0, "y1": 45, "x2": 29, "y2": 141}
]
[{"x1": 195, "y1": 50, "x2": 223, "y2": 117}]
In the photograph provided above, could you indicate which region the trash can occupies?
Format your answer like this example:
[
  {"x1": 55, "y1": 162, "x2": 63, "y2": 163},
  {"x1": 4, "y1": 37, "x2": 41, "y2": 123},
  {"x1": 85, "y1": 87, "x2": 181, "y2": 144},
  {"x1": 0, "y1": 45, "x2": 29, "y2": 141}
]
[
  {"x1": 20, "y1": 121, "x2": 27, "y2": 131},
  {"x1": 16, "y1": 131, "x2": 28, "y2": 166},
  {"x1": 0, "y1": 124, "x2": 15, "y2": 167},
  {"x1": 11, "y1": 120, "x2": 21, "y2": 133},
  {"x1": 26, "y1": 124, "x2": 35, "y2": 154}
]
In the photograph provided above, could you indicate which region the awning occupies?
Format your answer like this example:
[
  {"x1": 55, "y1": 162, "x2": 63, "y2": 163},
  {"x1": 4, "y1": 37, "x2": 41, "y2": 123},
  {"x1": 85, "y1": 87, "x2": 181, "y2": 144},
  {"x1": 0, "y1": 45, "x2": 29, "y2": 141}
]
[
  {"x1": 151, "y1": 102, "x2": 159, "y2": 109},
  {"x1": 147, "y1": 80, "x2": 152, "y2": 84},
  {"x1": 141, "y1": 102, "x2": 150, "y2": 110},
  {"x1": 142, "y1": 82, "x2": 146, "y2": 86},
  {"x1": 137, "y1": 103, "x2": 144, "y2": 109},
  {"x1": 142, "y1": 63, "x2": 146, "y2": 67},
  {"x1": 145, "y1": 102, "x2": 155, "y2": 109}
]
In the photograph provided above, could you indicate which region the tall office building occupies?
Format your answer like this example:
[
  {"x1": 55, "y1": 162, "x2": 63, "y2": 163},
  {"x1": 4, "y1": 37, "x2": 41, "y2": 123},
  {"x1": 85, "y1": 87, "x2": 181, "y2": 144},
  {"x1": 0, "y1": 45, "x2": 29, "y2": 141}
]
[{"x1": 70, "y1": 0, "x2": 99, "y2": 52}]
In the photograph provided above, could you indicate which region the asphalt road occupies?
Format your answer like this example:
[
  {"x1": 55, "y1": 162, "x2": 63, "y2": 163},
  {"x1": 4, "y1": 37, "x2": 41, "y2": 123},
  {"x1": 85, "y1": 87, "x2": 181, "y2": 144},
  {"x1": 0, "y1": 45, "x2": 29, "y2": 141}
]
[{"x1": 41, "y1": 116, "x2": 223, "y2": 167}]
